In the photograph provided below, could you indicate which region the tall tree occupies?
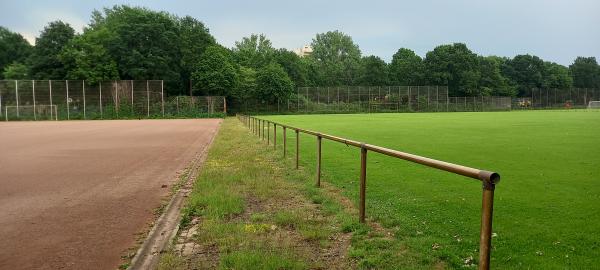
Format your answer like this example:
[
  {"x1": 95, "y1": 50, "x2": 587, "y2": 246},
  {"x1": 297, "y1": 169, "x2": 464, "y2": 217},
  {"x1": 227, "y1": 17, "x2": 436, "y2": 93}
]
[
  {"x1": 191, "y1": 45, "x2": 237, "y2": 96},
  {"x1": 179, "y1": 16, "x2": 216, "y2": 94},
  {"x1": 542, "y1": 62, "x2": 572, "y2": 89},
  {"x1": 310, "y1": 30, "x2": 362, "y2": 86},
  {"x1": 88, "y1": 6, "x2": 182, "y2": 91},
  {"x1": 28, "y1": 21, "x2": 75, "y2": 79},
  {"x1": 424, "y1": 43, "x2": 480, "y2": 96},
  {"x1": 2, "y1": 62, "x2": 29, "y2": 79},
  {"x1": 255, "y1": 62, "x2": 294, "y2": 102},
  {"x1": 389, "y1": 48, "x2": 424, "y2": 85},
  {"x1": 59, "y1": 28, "x2": 119, "y2": 84},
  {"x1": 273, "y1": 48, "x2": 310, "y2": 87},
  {"x1": 233, "y1": 66, "x2": 257, "y2": 101},
  {"x1": 569, "y1": 57, "x2": 600, "y2": 88},
  {"x1": 501, "y1": 54, "x2": 545, "y2": 96},
  {"x1": 478, "y1": 56, "x2": 516, "y2": 96},
  {"x1": 0, "y1": 27, "x2": 32, "y2": 79},
  {"x1": 358, "y1": 55, "x2": 388, "y2": 86},
  {"x1": 233, "y1": 34, "x2": 275, "y2": 69}
]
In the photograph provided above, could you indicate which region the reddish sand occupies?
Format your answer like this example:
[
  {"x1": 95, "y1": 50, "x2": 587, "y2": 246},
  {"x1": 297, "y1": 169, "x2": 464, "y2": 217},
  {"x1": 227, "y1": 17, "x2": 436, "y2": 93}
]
[{"x1": 0, "y1": 119, "x2": 221, "y2": 270}]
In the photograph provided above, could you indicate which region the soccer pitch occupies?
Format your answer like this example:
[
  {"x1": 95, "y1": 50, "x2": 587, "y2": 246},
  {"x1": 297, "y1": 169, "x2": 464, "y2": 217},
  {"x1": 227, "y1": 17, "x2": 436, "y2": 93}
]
[{"x1": 263, "y1": 110, "x2": 600, "y2": 268}]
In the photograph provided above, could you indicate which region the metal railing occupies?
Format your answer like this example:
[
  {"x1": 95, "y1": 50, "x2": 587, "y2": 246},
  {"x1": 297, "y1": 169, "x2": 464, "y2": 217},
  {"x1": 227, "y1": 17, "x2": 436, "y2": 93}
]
[{"x1": 237, "y1": 114, "x2": 501, "y2": 270}]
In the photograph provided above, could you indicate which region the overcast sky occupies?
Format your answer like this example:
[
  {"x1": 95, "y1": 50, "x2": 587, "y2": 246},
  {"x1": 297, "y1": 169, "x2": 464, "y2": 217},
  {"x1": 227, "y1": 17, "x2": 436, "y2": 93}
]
[{"x1": 0, "y1": 0, "x2": 598, "y2": 65}]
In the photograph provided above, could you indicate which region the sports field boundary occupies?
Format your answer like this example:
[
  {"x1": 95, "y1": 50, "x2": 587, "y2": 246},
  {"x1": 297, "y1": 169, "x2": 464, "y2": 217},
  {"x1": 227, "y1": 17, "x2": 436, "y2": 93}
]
[
  {"x1": 238, "y1": 114, "x2": 502, "y2": 270},
  {"x1": 128, "y1": 122, "x2": 220, "y2": 270}
]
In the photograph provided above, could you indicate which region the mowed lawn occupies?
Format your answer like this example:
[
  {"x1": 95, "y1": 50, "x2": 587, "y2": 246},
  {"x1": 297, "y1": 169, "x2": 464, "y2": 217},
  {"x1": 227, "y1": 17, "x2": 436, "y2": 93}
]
[{"x1": 263, "y1": 111, "x2": 600, "y2": 269}]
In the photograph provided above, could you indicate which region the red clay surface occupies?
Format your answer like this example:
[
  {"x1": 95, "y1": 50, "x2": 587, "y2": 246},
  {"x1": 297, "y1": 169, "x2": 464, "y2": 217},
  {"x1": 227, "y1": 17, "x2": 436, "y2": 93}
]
[{"x1": 0, "y1": 119, "x2": 221, "y2": 270}]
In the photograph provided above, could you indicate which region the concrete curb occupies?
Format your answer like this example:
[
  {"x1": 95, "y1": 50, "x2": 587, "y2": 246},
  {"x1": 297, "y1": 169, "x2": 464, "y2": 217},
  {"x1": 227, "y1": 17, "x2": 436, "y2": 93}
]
[{"x1": 128, "y1": 125, "x2": 220, "y2": 269}]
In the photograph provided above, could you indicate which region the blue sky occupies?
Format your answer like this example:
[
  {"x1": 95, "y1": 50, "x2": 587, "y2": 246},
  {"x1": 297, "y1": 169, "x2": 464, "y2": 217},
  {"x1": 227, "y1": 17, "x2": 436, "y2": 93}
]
[{"x1": 0, "y1": 0, "x2": 598, "y2": 65}]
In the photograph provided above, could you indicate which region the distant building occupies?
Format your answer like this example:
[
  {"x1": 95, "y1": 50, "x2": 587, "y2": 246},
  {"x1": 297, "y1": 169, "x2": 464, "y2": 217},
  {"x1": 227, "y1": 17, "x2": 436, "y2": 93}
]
[{"x1": 293, "y1": 45, "x2": 313, "y2": 57}]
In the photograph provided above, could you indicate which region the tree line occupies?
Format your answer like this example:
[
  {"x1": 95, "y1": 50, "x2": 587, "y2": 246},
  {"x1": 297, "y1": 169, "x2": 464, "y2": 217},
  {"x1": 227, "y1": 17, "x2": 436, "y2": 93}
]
[{"x1": 1, "y1": 5, "x2": 599, "y2": 103}]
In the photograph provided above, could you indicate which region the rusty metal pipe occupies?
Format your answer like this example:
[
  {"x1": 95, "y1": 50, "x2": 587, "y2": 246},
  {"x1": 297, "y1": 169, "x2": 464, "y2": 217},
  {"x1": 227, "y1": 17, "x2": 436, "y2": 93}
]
[
  {"x1": 295, "y1": 129, "x2": 299, "y2": 169},
  {"x1": 316, "y1": 135, "x2": 322, "y2": 187},
  {"x1": 283, "y1": 127, "x2": 287, "y2": 157},
  {"x1": 479, "y1": 181, "x2": 495, "y2": 270},
  {"x1": 241, "y1": 115, "x2": 500, "y2": 269},
  {"x1": 359, "y1": 145, "x2": 367, "y2": 223}
]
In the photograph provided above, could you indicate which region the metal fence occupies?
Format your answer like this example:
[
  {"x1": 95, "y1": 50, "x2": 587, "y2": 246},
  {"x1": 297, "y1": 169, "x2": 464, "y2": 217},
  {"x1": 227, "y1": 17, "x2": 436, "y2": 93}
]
[
  {"x1": 515, "y1": 88, "x2": 600, "y2": 109},
  {"x1": 238, "y1": 86, "x2": 512, "y2": 114},
  {"x1": 0, "y1": 80, "x2": 226, "y2": 121},
  {"x1": 238, "y1": 114, "x2": 500, "y2": 270}
]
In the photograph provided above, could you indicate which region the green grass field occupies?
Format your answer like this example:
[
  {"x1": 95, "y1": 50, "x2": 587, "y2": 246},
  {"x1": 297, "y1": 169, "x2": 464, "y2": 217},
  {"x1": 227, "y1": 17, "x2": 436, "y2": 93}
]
[{"x1": 263, "y1": 110, "x2": 600, "y2": 269}]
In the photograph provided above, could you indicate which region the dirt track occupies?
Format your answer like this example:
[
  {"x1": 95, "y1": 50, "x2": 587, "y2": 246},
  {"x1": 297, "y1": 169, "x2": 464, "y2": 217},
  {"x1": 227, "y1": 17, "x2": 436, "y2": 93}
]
[{"x1": 0, "y1": 119, "x2": 221, "y2": 270}]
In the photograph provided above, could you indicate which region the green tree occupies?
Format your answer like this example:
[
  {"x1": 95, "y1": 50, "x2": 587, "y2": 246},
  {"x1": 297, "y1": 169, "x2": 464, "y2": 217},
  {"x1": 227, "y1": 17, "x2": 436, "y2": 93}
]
[
  {"x1": 233, "y1": 34, "x2": 275, "y2": 69},
  {"x1": 389, "y1": 48, "x2": 424, "y2": 85},
  {"x1": 478, "y1": 56, "x2": 516, "y2": 96},
  {"x1": 191, "y1": 45, "x2": 237, "y2": 96},
  {"x1": 2, "y1": 62, "x2": 29, "y2": 79},
  {"x1": 28, "y1": 21, "x2": 75, "y2": 79},
  {"x1": 0, "y1": 27, "x2": 32, "y2": 79},
  {"x1": 310, "y1": 30, "x2": 362, "y2": 86},
  {"x1": 179, "y1": 16, "x2": 216, "y2": 94},
  {"x1": 255, "y1": 62, "x2": 294, "y2": 102},
  {"x1": 273, "y1": 48, "x2": 310, "y2": 87},
  {"x1": 59, "y1": 28, "x2": 119, "y2": 84},
  {"x1": 424, "y1": 43, "x2": 480, "y2": 96},
  {"x1": 502, "y1": 54, "x2": 545, "y2": 96},
  {"x1": 542, "y1": 62, "x2": 572, "y2": 89},
  {"x1": 88, "y1": 6, "x2": 182, "y2": 91},
  {"x1": 569, "y1": 57, "x2": 600, "y2": 88},
  {"x1": 233, "y1": 66, "x2": 257, "y2": 101},
  {"x1": 358, "y1": 55, "x2": 388, "y2": 86}
]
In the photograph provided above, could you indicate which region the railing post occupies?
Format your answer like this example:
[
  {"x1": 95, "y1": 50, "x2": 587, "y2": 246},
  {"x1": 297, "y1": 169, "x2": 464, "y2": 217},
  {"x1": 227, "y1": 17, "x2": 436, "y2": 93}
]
[
  {"x1": 295, "y1": 129, "x2": 300, "y2": 169},
  {"x1": 316, "y1": 135, "x2": 322, "y2": 187},
  {"x1": 273, "y1": 124, "x2": 277, "y2": 149},
  {"x1": 359, "y1": 144, "x2": 367, "y2": 223},
  {"x1": 479, "y1": 180, "x2": 496, "y2": 270},
  {"x1": 283, "y1": 127, "x2": 287, "y2": 157}
]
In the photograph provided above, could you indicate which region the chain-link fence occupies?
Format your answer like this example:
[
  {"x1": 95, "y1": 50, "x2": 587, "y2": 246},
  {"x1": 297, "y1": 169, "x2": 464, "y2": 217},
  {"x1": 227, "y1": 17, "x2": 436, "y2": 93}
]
[
  {"x1": 514, "y1": 88, "x2": 600, "y2": 110},
  {"x1": 0, "y1": 80, "x2": 226, "y2": 121},
  {"x1": 163, "y1": 96, "x2": 226, "y2": 118},
  {"x1": 237, "y1": 86, "x2": 511, "y2": 114}
]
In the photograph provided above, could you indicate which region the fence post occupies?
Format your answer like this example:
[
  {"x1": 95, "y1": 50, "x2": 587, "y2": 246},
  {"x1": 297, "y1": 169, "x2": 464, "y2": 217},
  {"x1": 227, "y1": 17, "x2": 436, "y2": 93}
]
[
  {"x1": 359, "y1": 144, "x2": 367, "y2": 223},
  {"x1": 479, "y1": 179, "x2": 496, "y2": 270},
  {"x1": 267, "y1": 121, "x2": 270, "y2": 145},
  {"x1": 316, "y1": 135, "x2": 322, "y2": 187},
  {"x1": 131, "y1": 80, "x2": 134, "y2": 112},
  {"x1": 83, "y1": 80, "x2": 86, "y2": 119},
  {"x1": 408, "y1": 86, "x2": 412, "y2": 111},
  {"x1": 283, "y1": 127, "x2": 287, "y2": 157},
  {"x1": 146, "y1": 80, "x2": 150, "y2": 117},
  {"x1": 115, "y1": 80, "x2": 119, "y2": 117},
  {"x1": 15, "y1": 80, "x2": 19, "y2": 118},
  {"x1": 32, "y1": 80, "x2": 36, "y2": 120},
  {"x1": 223, "y1": 96, "x2": 227, "y2": 115},
  {"x1": 161, "y1": 81, "x2": 165, "y2": 117},
  {"x1": 49, "y1": 80, "x2": 53, "y2": 120},
  {"x1": 273, "y1": 123, "x2": 277, "y2": 149},
  {"x1": 99, "y1": 82, "x2": 103, "y2": 118},
  {"x1": 66, "y1": 80, "x2": 70, "y2": 119},
  {"x1": 295, "y1": 129, "x2": 300, "y2": 169}
]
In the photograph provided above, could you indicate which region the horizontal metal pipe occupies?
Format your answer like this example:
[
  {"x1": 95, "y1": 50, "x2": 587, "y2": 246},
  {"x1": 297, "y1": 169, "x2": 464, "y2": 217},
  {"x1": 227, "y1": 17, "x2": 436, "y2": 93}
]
[{"x1": 249, "y1": 116, "x2": 499, "y2": 184}]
